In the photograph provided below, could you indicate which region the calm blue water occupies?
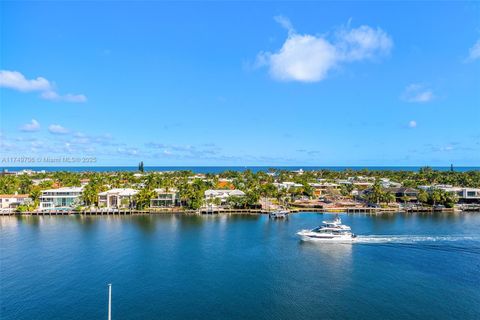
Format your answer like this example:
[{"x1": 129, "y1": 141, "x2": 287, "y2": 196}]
[
  {"x1": 2, "y1": 166, "x2": 479, "y2": 173},
  {"x1": 1, "y1": 213, "x2": 480, "y2": 320}
]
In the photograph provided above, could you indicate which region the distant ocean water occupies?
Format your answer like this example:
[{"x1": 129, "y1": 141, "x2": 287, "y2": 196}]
[{"x1": 2, "y1": 166, "x2": 479, "y2": 173}]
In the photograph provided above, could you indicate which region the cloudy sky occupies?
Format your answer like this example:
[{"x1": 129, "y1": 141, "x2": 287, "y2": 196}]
[{"x1": 1, "y1": 1, "x2": 479, "y2": 166}]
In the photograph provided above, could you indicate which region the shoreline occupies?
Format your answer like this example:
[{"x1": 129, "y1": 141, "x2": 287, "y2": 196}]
[{"x1": 2, "y1": 206, "x2": 478, "y2": 217}]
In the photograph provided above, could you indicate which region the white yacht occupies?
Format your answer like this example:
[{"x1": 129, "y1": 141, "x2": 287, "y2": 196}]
[
  {"x1": 297, "y1": 216, "x2": 356, "y2": 242},
  {"x1": 269, "y1": 209, "x2": 289, "y2": 219}
]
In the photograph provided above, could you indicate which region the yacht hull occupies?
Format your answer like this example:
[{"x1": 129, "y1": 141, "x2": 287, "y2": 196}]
[{"x1": 297, "y1": 231, "x2": 356, "y2": 243}]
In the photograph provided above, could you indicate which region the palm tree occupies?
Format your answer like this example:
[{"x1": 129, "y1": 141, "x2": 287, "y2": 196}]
[{"x1": 135, "y1": 187, "x2": 155, "y2": 209}]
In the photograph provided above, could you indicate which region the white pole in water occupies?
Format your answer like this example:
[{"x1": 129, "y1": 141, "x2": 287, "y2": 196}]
[{"x1": 107, "y1": 284, "x2": 112, "y2": 320}]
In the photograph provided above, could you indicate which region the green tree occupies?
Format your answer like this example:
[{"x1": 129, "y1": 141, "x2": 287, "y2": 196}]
[
  {"x1": 82, "y1": 181, "x2": 104, "y2": 206},
  {"x1": 18, "y1": 176, "x2": 32, "y2": 194},
  {"x1": 417, "y1": 190, "x2": 429, "y2": 204},
  {"x1": 135, "y1": 188, "x2": 155, "y2": 209}
]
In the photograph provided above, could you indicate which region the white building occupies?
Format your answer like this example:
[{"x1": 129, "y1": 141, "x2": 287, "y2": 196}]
[
  {"x1": 0, "y1": 194, "x2": 31, "y2": 209},
  {"x1": 379, "y1": 178, "x2": 401, "y2": 188},
  {"x1": 16, "y1": 169, "x2": 46, "y2": 176},
  {"x1": 32, "y1": 178, "x2": 53, "y2": 186},
  {"x1": 151, "y1": 188, "x2": 179, "y2": 207},
  {"x1": 205, "y1": 189, "x2": 245, "y2": 204},
  {"x1": 98, "y1": 188, "x2": 139, "y2": 209},
  {"x1": 273, "y1": 182, "x2": 303, "y2": 190},
  {"x1": 292, "y1": 168, "x2": 304, "y2": 175},
  {"x1": 436, "y1": 186, "x2": 480, "y2": 203},
  {"x1": 309, "y1": 182, "x2": 340, "y2": 196},
  {"x1": 418, "y1": 185, "x2": 480, "y2": 203},
  {"x1": 39, "y1": 187, "x2": 83, "y2": 211}
]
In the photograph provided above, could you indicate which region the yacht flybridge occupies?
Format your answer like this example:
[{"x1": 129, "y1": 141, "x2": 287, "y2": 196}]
[{"x1": 297, "y1": 216, "x2": 356, "y2": 242}]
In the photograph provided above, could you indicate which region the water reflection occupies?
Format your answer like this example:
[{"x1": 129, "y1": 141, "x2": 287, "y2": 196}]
[
  {"x1": 178, "y1": 214, "x2": 206, "y2": 229},
  {"x1": 73, "y1": 215, "x2": 98, "y2": 231},
  {"x1": 0, "y1": 216, "x2": 20, "y2": 229},
  {"x1": 131, "y1": 215, "x2": 157, "y2": 233},
  {"x1": 299, "y1": 241, "x2": 353, "y2": 263},
  {"x1": 299, "y1": 240, "x2": 353, "y2": 291},
  {"x1": 15, "y1": 215, "x2": 41, "y2": 227}
]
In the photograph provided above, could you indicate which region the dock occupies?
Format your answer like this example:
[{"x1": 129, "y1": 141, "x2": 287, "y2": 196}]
[{"x1": 0, "y1": 206, "x2": 472, "y2": 216}]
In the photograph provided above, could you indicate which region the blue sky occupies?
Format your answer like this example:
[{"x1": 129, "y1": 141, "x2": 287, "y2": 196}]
[{"x1": 1, "y1": 1, "x2": 479, "y2": 166}]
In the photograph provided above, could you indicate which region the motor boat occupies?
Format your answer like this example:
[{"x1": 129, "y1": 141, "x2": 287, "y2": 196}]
[
  {"x1": 269, "y1": 209, "x2": 289, "y2": 219},
  {"x1": 297, "y1": 215, "x2": 356, "y2": 242}
]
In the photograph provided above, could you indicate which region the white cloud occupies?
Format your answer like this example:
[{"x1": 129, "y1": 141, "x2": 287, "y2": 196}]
[
  {"x1": 274, "y1": 15, "x2": 295, "y2": 35},
  {"x1": 48, "y1": 124, "x2": 69, "y2": 135},
  {"x1": 71, "y1": 132, "x2": 117, "y2": 146},
  {"x1": 401, "y1": 84, "x2": 434, "y2": 103},
  {"x1": 256, "y1": 18, "x2": 393, "y2": 82},
  {"x1": 259, "y1": 34, "x2": 337, "y2": 82},
  {"x1": 466, "y1": 39, "x2": 480, "y2": 62},
  {"x1": 335, "y1": 25, "x2": 393, "y2": 62},
  {"x1": 20, "y1": 119, "x2": 41, "y2": 132},
  {"x1": 41, "y1": 90, "x2": 87, "y2": 103},
  {"x1": 0, "y1": 70, "x2": 51, "y2": 92},
  {"x1": 408, "y1": 120, "x2": 417, "y2": 128},
  {"x1": 117, "y1": 147, "x2": 139, "y2": 156},
  {"x1": 0, "y1": 70, "x2": 87, "y2": 103}
]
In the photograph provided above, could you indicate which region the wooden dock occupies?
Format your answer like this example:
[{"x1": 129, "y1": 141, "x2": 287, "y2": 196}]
[{"x1": 0, "y1": 206, "x2": 473, "y2": 216}]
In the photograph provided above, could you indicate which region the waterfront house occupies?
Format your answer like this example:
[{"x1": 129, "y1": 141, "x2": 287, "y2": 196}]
[
  {"x1": 385, "y1": 187, "x2": 419, "y2": 202},
  {"x1": 204, "y1": 189, "x2": 245, "y2": 205},
  {"x1": 0, "y1": 194, "x2": 31, "y2": 209},
  {"x1": 151, "y1": 188, "x2": 179, "y2": 207},
  {"x1": 39, "y1": 187, "x2": 83, "y2": 211},
  {"x1": 436, "y1": 186, "x2": 480, "y2": 204},
  {"x1": 98, "y1": 188, "x2": 138, "y2": 209},
  {"x1": 418, "y1": 185, "x2": 480, "y2": 204},
  {"x1": 309, "y1": 183, "x2": 340, "y2": 196}
]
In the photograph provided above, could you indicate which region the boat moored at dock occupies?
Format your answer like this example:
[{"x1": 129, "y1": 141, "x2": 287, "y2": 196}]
[{"x1": 269, "y1": 209, "x2": 289, "y2": 219}]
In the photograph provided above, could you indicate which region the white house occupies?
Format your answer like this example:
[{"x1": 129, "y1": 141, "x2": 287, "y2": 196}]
[
  {"x1": 379, "y1": 178, "x2": 401, "y2": 188},
  {"x1": 151, "y1": 188, "x2": 179, "y2": 207},
  {"x1": 98, "y1": 188, "x2": 139, "y2": 209},
  {"x1": 436, "y1": 186, "x2": 480, "y2": 203},
  {"x1": 273, "y1": 182, "x2": 303, "y2": 190},
  {"x1": 32, "y1": 178, "x2": 53, "y2": 186},
  {"x1": 291, "y1": 168, "x2": 304, "y2": 175},
  {"x1": 204, "y1": 189, "x2": 245, "y2": 204},
  {"x1": 418, "y1": 185, "x2": 480, "y2": 204},
  {"x1": 0, "y1": 194, "x2": 31, "y2": 209},
  {"x1": 39, "y1": 187, "x2": 83, "y2": 211}
]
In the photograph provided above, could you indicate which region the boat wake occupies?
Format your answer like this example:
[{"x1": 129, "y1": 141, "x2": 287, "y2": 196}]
[
  {"x1": 355, "y1": 235, "x2": 480, "y2": 244},
  {"x1": 354, "y1": 235, "x2": 480, "y2": 255}
]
